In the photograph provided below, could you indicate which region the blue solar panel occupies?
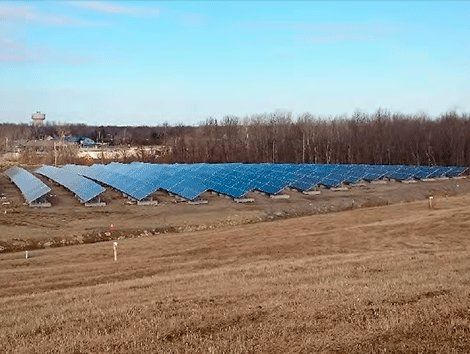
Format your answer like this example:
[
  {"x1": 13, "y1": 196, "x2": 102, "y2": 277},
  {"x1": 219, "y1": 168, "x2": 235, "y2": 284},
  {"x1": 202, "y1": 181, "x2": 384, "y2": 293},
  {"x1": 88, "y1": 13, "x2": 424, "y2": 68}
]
[
  {"x1": 4, "y1": 166, "x2": 51, "y2": 204},
  {"x1": 426, "y1": 166, "x2": 450, "y2": 178},
  {"x1": 447, "y1": 166, "x2": 468, "y2": 177},
  {"x1": 35, "y1": 166, "x2": 105, "y2": 203},
  {"x1": 290, "y1": 174, "x2": 322, "y2": 191},
  {"x1": 63, "y1": 164, "x2": 158, "y2": 201},
  {"x1": 55, "y1": 162, "x2": 468, "y2": 201},
  {"x1": 102, "y1": 163, "x2": 208, "y2": 200}
]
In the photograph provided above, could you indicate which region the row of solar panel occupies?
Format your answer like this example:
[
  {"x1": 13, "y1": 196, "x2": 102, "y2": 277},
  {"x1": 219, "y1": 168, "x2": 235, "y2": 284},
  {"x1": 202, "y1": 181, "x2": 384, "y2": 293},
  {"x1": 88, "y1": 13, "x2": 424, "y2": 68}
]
[
  {"x1": 64, "y1": 163, "x2": 467, "y2": 201},
  {"x1": 4, "y1": 163, "x2": 468, "y2": 205},
  {"x1": 4, "y1": 166, "x2": 51, "y2": 204},
  {"x1": 35, "y1": 165, "x2": 105, "y2": 203}
]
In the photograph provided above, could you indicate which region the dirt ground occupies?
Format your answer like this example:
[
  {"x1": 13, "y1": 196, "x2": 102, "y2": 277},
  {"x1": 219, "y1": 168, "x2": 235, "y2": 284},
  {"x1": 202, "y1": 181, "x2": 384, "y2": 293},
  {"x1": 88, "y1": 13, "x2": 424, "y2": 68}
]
[
  {"x1": 1, "y1": 190, "x2": 470, "y2": 353},
  {"x1": 0, "y1": 168, "x2": 469, "y2": 252}
]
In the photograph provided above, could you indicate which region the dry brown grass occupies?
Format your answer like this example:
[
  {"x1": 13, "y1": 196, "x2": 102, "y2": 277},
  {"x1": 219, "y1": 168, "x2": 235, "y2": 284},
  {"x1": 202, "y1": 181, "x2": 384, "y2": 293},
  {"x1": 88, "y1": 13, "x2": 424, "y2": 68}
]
[{"x1": 1, "y1": 193, "x2": 470, "y2": 353}]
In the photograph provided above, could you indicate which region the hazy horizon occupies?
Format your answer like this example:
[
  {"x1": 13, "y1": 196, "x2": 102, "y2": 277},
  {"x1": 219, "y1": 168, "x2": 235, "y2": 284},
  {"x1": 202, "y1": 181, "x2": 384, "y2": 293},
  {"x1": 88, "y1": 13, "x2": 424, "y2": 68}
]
[{"x1": 1, "y1": 1, "x2": 469, "y2": 126}]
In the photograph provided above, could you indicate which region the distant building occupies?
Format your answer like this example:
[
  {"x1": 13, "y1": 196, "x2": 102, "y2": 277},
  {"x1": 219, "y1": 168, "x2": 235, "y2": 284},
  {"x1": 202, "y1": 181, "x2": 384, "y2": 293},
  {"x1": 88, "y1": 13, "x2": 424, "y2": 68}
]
[
  {"x1": 31, "y1": 111, "x2": 46, "y2": 127},
  {"x1": 64, "y1": 135, "x2": 96, "y2": 147}
]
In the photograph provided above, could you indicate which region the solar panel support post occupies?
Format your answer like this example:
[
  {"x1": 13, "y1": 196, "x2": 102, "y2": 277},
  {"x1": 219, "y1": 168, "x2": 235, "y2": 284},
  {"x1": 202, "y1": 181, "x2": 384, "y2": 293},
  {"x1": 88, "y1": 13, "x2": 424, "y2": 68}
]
[
  {"x1": 428, "y1": 196, "x2": 434, "y2": 209},
  {"x1": 270, "y1": 194, "x2": 290, "y2": 200},
  {"x1": 234, "y1": 198, "x2": 255, "y2": 203},
  {"x1": 302, "y1": 190, "x2": 321, "y2": 196},
  {"x1": 25, "y1": 251, "x2": 29, "y2": 259}
]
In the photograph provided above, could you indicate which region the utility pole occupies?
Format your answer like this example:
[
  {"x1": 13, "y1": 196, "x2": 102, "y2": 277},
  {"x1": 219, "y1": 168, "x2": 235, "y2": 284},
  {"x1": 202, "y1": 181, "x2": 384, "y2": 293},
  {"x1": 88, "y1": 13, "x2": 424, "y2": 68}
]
[
  {"x1": 54, "y1": 142, "x2": 58, "y2": 166},
  {"x1": 272, "y1": 140, "x2": 275, "y2": 163},
  {"x1": 302, "y1": 132, "x2": 305, "y2": 163}
]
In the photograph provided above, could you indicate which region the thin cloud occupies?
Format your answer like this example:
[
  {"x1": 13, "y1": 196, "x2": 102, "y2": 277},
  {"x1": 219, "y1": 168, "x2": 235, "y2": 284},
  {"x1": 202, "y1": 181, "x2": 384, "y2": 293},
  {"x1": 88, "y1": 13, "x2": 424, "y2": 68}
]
[
  {"x1": 302, "y1": 23, "x2": 399, "y2": 44},
  {"x1": 239, "y1": 20, "x2": 397, "y2": 32},
  {"x1": 0, "y1": 38, "x2": 28, "y2": 63},
  {"x1": 179, "y1": 13, "x2": 206, "y2": 27},
  {"x1": 70, "y1": 1, "x2": 159, "y2": 17},
  {"x1": 0, "y1": 3, "x2": 98, "y2": 26},
  {"x1": 0, "y1": 37, "x2": 47, "y2": 64},
  {"x1": 303, "y1": 29, "x2": 379, "y2": 44},
  {"x1": 238, "y1": 21, "x2": 401, "y2": 44},
  {"x1": 0, "y1": 37, "x2": 92, "y2": 64}
]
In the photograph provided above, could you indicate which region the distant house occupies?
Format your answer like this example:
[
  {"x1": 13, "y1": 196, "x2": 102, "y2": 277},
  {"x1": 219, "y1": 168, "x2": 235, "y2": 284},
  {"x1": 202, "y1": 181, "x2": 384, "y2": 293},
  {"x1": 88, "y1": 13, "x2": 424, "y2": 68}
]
[{"x1": 64, "y1": 136, "x2": 96, "y2": 147}]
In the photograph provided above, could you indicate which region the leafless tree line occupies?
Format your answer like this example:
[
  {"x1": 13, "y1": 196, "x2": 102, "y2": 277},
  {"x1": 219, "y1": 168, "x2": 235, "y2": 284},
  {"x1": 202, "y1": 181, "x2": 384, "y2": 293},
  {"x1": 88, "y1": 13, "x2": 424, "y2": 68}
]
[
  {"x1": 163, "y1": 110, "x2": 470, "y2": 166},
  {"x1": 1, "y1": 110, "x2": 469, "y2": 166}
]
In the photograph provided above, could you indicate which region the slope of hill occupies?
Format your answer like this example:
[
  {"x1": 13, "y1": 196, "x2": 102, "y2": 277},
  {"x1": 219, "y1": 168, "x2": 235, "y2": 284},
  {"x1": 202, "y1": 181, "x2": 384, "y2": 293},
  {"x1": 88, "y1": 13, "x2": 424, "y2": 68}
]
[{"x1": 1, "y1": 193, "x2": 470, "y2": 353}]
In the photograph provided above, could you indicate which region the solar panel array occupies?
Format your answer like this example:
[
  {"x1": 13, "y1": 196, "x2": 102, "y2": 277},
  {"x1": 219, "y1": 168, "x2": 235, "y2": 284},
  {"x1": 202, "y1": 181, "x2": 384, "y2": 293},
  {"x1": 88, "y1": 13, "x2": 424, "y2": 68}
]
[
  {"x1": 62, "y1": 164, "x2": 158, "y2": 201},
  {"x1": 58, "y1": 163, "x2": 466, "y2": 201},
  {"x1": 2, "y1": 163, "x2": 467, "y2": 205},
  {"x1": 4, "y1": 166, "x2": 51, "y2": 204},
  {"x1": 35, "y1": 165, "x2": 106, "y2": 203}
]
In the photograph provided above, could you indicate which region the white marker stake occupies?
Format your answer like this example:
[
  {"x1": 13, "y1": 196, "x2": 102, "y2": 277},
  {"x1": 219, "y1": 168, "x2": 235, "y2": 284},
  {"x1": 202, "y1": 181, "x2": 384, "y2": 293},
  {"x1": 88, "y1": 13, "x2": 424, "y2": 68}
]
[
  {"x1": 25, "y1": 250, "x2": 29, "y2": 259},
  {"x1": 428, "y1": 196, "x2": 434, "y2": 209},
  {"x1": 113, "y1": 242, "x2": 118, "y2": 262}
]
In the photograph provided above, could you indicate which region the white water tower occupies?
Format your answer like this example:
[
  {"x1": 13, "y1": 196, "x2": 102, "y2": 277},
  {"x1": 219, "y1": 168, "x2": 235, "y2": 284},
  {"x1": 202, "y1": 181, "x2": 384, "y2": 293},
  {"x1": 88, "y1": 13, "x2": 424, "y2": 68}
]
[{"x1": 31, "y1": 111, "x2": 46, "y2": 127}]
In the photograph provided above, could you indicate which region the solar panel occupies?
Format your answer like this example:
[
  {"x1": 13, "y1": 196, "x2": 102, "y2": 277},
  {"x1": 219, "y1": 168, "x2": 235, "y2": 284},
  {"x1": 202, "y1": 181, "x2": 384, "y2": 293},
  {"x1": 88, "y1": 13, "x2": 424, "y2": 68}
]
[
  {"x1": 447, "y1": 166, "x2": 468, "y2": 177},
  {"x1": 35, "y1": 165, "x2": 105, "y2": 203},
  {"x1": 53, "y1": 162, "x2": 468, "y2": 202},
  {"x1": 4, "y1": 166, "x2": 51, "y2": 204},
  {"x1": 203, "y1": 173, "x2": 247, "y2": 198},
  {"x1": 63, "y1": 164, "x2": 158, "y2": 201},
  {"x1": 98, "y1": 162, "x2": 208, "y2": 200}
]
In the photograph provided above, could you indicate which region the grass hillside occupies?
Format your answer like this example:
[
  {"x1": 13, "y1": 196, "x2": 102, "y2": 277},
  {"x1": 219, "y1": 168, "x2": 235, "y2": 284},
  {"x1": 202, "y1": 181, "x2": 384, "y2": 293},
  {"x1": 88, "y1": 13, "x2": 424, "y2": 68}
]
[{"x1": 1, "y1": 194, "x2": 470, "y2": 353}]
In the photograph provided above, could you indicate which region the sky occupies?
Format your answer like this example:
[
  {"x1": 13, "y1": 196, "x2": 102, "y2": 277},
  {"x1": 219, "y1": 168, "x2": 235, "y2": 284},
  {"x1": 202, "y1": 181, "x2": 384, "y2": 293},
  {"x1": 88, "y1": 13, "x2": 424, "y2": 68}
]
[{"x1": 1, "y1": 1, "x2": 469, "y2": 126}]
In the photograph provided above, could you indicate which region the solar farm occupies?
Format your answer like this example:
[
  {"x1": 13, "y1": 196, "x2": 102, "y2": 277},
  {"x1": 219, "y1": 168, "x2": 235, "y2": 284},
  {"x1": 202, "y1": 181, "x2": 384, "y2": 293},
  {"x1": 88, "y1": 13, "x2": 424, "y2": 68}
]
[
  {"x1": 2, "y1": 162, "x2": 470, "y2": 353},
  {"x1": 3, "y1": 163, "x2": 468, "y2": 207},
  {"x1": 2, "y1": 163, "x2": 470, "y2": 353}
]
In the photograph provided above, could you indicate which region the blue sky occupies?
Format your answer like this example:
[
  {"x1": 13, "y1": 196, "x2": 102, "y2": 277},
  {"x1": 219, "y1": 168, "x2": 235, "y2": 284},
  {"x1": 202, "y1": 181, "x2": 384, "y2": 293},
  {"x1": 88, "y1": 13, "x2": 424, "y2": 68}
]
[{"x1": 1, "y1": 1, "x2": 469, "y2": 126}]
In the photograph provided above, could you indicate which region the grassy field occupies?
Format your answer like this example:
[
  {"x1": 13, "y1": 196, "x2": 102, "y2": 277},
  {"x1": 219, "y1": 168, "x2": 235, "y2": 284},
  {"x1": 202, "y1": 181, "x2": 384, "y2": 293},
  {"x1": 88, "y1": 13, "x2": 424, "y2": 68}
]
[{"x1": 1, "y1": 193, "x2": 470, "y2": 353}]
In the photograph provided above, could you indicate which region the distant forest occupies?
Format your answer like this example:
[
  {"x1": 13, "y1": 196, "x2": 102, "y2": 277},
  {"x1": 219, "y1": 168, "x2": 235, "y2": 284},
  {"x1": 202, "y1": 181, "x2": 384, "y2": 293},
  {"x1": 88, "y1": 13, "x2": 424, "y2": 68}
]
[{"x1": 1, "y1": 110, "x2": 469, "y2": 166}]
